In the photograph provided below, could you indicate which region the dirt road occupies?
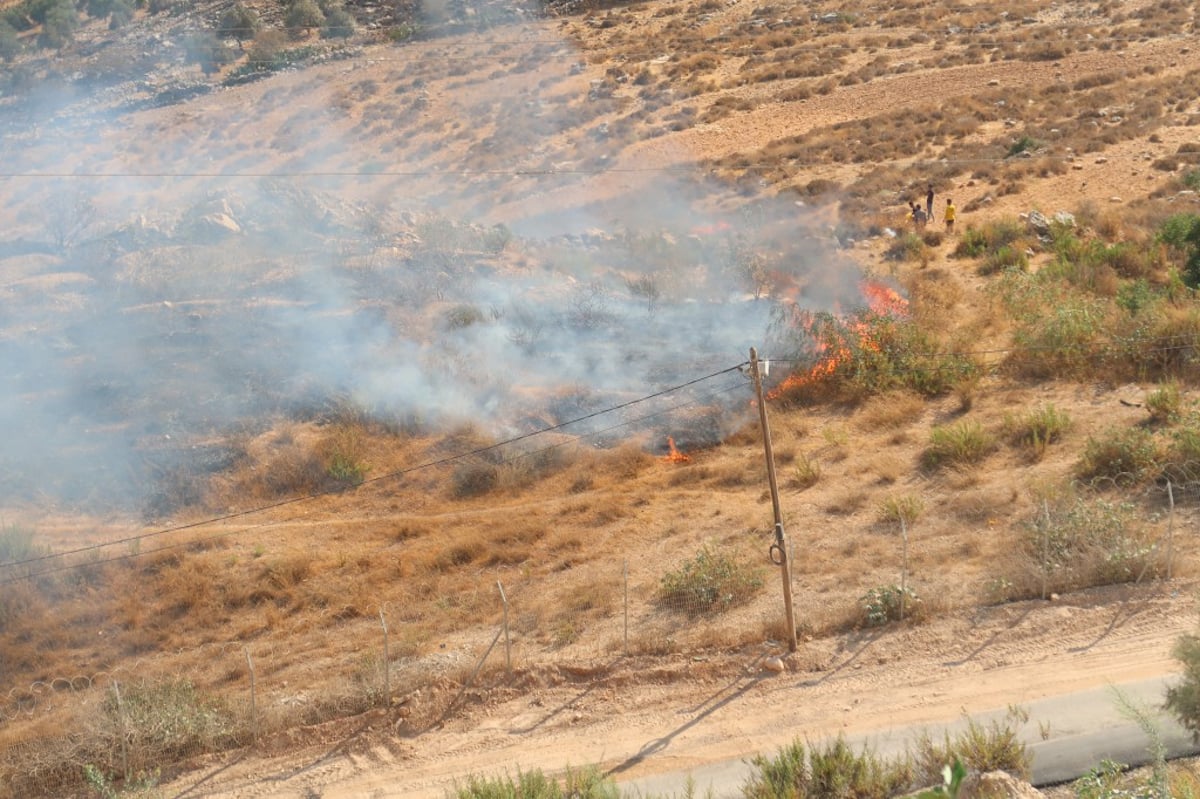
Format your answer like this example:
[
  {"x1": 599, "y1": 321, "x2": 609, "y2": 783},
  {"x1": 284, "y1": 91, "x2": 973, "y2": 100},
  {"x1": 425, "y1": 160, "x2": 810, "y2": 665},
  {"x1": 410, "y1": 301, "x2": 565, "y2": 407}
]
[{"x1": 160, "y1": 582, "x2": 1197, "y2": 797}]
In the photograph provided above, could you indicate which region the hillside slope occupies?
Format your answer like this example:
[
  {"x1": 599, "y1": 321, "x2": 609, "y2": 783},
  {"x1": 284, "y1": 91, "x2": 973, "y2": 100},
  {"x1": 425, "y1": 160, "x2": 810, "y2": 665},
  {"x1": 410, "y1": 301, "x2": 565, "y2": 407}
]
[{"x1": 2, "y1": 0, "x2": 1200, "y2": 796}]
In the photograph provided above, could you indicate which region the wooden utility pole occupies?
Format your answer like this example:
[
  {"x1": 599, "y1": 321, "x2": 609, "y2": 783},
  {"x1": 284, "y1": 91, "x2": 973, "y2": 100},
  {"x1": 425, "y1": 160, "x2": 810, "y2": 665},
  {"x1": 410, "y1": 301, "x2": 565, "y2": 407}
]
[{"x1": 749, "y1": 348, "x2": 798, "y2": 653}]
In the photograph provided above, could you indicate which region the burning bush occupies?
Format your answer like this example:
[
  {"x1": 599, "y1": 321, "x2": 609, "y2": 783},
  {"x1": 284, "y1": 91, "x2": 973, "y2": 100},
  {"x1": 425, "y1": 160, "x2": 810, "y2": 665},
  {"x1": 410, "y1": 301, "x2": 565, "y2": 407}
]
[{"x1": 769, "y1": 282, "x2": 979, "y2": 404}]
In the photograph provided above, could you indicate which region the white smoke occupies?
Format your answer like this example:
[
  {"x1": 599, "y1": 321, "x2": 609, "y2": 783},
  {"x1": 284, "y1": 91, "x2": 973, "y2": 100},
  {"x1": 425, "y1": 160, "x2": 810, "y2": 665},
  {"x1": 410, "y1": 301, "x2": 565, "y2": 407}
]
[{"x1": 0, "y1": 3, "x2": 874, "y2": 511}]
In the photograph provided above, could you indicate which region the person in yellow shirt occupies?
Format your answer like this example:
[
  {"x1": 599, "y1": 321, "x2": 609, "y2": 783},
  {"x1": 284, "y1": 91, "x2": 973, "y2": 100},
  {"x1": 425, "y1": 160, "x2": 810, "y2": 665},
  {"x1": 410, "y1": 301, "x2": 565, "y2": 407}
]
[{"x1": 944, "y1": 198, "x2": 957, "y2": 233}]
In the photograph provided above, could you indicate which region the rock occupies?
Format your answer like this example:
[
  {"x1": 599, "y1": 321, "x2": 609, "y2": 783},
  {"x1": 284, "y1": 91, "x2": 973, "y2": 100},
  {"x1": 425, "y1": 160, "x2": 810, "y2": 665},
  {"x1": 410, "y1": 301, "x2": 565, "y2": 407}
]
[
  {"x1": 1027, "y1": 210, "x2": 1051, "y2": 236},
  {"x1": 959, "y1": 770, "x2": 1046, "y2": 799},
  {"x1": 1053, "y1": 211, "x2": 1076, "y2": 227},
  {"x1": 762, "y1": 656, "x2": 785, "y2": 674},
  {"x1": 191, "y1": 212, "x2": 242, "y2": 240},
  {"x1": 1110, "y1": 196, "x2": 1122, "y2": 203},
  {"x1": 987, "y1": 78, "x2": 1001, "y2": 86},
  {"x1": 1095, "y1": 156, "x2": 1108, "y2": 164}
]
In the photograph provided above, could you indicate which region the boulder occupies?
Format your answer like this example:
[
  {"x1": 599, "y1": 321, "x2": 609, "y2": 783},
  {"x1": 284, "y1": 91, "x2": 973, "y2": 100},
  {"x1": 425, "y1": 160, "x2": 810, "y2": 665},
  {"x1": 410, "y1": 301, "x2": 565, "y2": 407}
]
[{"x1": 959, "y1": 770, "x2": 1045, "y2": 799}]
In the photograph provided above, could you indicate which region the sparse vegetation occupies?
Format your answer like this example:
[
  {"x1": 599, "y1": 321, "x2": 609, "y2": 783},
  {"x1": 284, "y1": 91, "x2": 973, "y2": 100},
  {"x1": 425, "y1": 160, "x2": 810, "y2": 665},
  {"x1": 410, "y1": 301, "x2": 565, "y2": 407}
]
[
  {"x1": 2, "y1": 0, "x2": 1200, "y2": 795},
  {"x1": 453, "y1": 766, "x2": 621, "y2": 799},
  {"x1": 860, "y1": 584, "x2": 921, "y2": 626},
  {"x1": 923, "y1": 421, "x2": 995, "y2": 469},
  {"x1": 1005, "y1": 404, "x2": 1072, "y2": 460},
  {"x1": 912, "y1": 707, "x2": 1032, "y2": 787},
  {"x1": 743, "y1": 736, "x2": 914, "y2": 799},
  {"x1": 656, "y1": 545, "x2": 764, "y2": 615}
]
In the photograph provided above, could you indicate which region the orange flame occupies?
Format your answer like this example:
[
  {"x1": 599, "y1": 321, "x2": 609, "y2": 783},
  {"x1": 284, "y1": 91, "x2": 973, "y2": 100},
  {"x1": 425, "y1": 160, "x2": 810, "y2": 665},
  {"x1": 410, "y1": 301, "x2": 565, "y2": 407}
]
[
  {"x1": 660, "y1": 436, "x2": 692, "y2": 463},
  {"x1": 766, "y1": 279, "x2": 909, "y2": 400}
]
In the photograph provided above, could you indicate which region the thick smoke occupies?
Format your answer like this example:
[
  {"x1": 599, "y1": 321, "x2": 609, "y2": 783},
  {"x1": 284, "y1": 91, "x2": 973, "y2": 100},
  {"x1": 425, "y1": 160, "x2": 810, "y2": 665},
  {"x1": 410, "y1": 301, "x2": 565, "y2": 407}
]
[{"x1": 0, "y1": 4, "x2": 874, "y2": 512}]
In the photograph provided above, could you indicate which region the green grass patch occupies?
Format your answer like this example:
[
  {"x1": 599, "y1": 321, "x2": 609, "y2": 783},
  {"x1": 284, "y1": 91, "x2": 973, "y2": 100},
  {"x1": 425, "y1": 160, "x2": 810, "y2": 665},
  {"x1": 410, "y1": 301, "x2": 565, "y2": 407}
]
[{"x1": 922, "y1": 420, "x2": 995, "y2": 469}]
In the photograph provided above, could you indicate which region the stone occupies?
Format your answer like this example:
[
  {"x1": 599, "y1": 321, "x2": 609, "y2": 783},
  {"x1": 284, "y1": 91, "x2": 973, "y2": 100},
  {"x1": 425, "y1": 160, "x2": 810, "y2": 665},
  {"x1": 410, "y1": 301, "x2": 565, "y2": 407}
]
[
  {"x1": 959, "y1": 770, "x2": 1046, "y2": 799},
  {"x1": 1027, "y1": 210, "x2": 1050, "y2": 236},
  {"x1": 762, "y1": 656, "x2": 785, "y2": 674}
]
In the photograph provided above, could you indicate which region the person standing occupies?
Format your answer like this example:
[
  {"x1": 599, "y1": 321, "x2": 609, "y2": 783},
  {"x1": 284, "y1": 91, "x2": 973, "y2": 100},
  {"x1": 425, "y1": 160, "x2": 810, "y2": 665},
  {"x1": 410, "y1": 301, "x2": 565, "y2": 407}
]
[
  {"x1": 925, "y1": 184, "x2": 935, "y2": 221},
  {"x1": 944, "y1": 198, "x2": 956, "y2": 232}
]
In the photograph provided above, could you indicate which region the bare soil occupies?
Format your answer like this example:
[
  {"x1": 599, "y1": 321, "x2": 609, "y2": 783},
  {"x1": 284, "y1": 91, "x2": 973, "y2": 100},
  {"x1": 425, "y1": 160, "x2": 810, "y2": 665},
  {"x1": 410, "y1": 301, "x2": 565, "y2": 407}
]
[{"x1": 160, "y1": 582, "x2": 1195, "y2": 797}]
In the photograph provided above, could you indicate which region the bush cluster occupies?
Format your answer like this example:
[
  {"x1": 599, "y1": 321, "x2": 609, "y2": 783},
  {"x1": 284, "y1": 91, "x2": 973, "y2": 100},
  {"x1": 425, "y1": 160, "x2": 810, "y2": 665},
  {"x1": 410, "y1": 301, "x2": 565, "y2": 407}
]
[{"x1": 656, "y1": 545, "x2": 763, "y2": 615}]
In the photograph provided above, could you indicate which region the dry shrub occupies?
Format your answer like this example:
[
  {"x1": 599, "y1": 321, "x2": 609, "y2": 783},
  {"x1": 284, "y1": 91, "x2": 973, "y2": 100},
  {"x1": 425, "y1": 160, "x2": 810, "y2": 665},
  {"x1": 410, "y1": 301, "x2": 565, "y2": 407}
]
[
  {"x1": 595, "y1": 442, "x2": 655, "y2": 479},
  {"x1": 868, "y1": 454, "x2": 906, "y2": 485},
  {"x1": 948, "y1": 486, "x2": 1019, "y2": 524},
  {"x1": 451, "y1": 461, "x2": 499, "y2": 498},
  {"x1": 905, "y1": 267, "x2": 964, "y2": 328},
  {"x1": 707, "y1": 461, "x2": 759, "y2": 488},
  {"x1": 824, "y1": 489, "x2": 867, "y2": 515},
  {"x1": 856, "y1": 391, "x2": 924, "y2": 431}
]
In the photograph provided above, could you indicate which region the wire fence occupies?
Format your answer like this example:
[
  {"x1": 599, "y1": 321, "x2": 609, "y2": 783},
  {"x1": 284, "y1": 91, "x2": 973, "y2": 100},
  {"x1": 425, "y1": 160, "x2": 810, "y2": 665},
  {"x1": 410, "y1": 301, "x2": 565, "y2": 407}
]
[{"x1": 1, "y1": 468, "x2": 1197, "y2": 796}]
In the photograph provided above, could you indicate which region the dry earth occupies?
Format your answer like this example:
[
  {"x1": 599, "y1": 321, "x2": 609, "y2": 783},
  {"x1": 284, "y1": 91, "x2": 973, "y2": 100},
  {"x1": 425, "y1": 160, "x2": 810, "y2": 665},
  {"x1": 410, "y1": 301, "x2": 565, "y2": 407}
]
[
  {"x1": 4, "y1": 0, "x2": 1200, "y2": 797},
  {"x1": 158, "y1": 583, "x2": 1198, "y2": 798}
]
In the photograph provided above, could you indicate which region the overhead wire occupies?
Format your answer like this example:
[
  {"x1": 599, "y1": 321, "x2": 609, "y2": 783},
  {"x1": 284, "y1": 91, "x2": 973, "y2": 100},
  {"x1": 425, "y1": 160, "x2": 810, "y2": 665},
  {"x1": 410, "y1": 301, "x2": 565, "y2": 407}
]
[{"x1": 0, "y1": 360, "x2": 751, "y2": 582}]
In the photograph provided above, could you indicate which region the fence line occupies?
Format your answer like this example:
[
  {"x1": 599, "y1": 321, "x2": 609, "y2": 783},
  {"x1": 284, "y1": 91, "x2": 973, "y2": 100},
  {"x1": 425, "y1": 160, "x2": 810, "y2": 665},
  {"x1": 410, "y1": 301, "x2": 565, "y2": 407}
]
[{"x1": 1, "y1": 469, "x2": 1197, "y2": 795}]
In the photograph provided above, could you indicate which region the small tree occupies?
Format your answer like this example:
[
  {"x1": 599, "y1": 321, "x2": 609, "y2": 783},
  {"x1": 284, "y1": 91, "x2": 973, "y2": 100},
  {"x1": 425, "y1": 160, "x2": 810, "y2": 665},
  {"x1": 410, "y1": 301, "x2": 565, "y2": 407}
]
[
  {"x1": 284, "y1": 0, "x2": 324, "y2": 37},
  {"x1": 184, "y1": 30, "x2": 235, "y2": 75},
  {"x1": 0, "y1": 19, "x2": 20, "y2": 61},
  {"x1": 218, "y1": 2, "x2": 259, "y2": 47},
  {"x1": 319, "y1": 4, "x2": 354, "y2": 38},
  {"x1": 1166, "y1": 631, "x2": 1200, "y2": 742},
  {"x1": 37, "y1": 0, "x2": 78, "y2": 50},
  {"x1": 1156, "y1": 213, "x2": 1200, "y2": 288}
]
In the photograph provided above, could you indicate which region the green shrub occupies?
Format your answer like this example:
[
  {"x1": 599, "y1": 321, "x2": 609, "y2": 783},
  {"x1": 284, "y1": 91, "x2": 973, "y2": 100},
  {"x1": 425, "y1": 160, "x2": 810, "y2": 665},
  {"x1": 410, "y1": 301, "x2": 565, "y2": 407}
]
[
  {"x1": 979, "y1": 244, "x2": 1028, "y2": 275},
  {"x1": 1163, "y1": 424, "x2": 1200, "y2": 483},
  {"x1": 37, "y1": 0, "x2": 77, "y2": 49},
  {"x1": 743, "y1": 736, "x2": 914, "y2": 799},
  {"x1": 1145, "y1": 381, "x2": 1181, "y2": 424},
  {"x1": 878, "y1": 494, "x2": 923, "y2": 526},
  {"x1": 790, "y1": 453, "x2": 821, "y2": 490},
  {"x1": 1024, "y1": 497, "x2": 1154, "y2": 592},
  {"x1": 952, "y1": 218, "x2": 1024, "y2": 259},
  {"x1": 320, "y1": 424, "x2": 368, "y2": 487},
  {"x1": 284, "y1": 0, "x2": 325, "y2": 35},
  {"x1": 884, "y1": 232, "x2": 928, "y2": 263},
  {"x1": 320, "y1": 4, "x2": 354, "y2": 38},
  {"x1": 218, "y1": 2, "x2": 260, "y2": 43},
  {"x1": 1001, "y1": 278, "x2": 1110, "y2": 379},
  {"x1": 97, "y1": 679, "x2": 236, "y2": 774},
  {"x1": 912, "y1": 708, "x2": 1032, "y2": 787},
  {"x1": 922, "y1": 420, "x2": 995, "y2": 469},
  {"x1": 1006, "y1": 136, "x2": 1041, "y2": 157},
  {"x1": 771, "y1": 306, "x2": 978, "y2": 404},
  {"x1": 861, "y1": 585, "x2": 921, "y2": 626},
  {"x1": 1156, "y1": 213, "x2": 1200, "y2": 288},
  {"x1": 1076, "y1": 427, "x2": 1160, "y2": 485},
  {"x1": 656, "y1": 545, "x2": 763, "y2": 615},
  {"x1": 1167, "y1": 632, "x2": 1200, "y2": 745},
  {"x1": 1006, "y1": 404, "x2": 1071, "y2": 459}
]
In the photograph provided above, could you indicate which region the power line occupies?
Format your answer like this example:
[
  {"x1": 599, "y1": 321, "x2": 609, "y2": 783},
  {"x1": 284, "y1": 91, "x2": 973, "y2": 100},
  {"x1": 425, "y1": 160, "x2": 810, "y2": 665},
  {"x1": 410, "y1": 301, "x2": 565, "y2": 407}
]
[
  {"x1": 0, "y1": 371, "x2": 756, "y2": 587},
  {"x1": 0, "y1": 360, "x2": 750, "y2": 581}
]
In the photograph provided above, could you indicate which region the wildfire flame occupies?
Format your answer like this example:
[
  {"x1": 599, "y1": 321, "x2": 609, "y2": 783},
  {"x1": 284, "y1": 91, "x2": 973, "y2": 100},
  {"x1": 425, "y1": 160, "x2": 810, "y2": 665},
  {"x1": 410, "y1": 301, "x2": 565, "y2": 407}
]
[
  {"x1": 660, "y1": 436, "x2": 691, "y2": 463},
  {"x1": 766, "y1": 279, "x2": 910, "y2": 401}
]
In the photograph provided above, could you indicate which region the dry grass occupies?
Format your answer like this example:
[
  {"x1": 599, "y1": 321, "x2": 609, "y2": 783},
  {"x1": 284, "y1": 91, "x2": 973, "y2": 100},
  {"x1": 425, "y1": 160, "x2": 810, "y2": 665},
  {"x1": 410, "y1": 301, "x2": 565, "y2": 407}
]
[{"x1": 1, "y1": 0, "x2": 1199, "y2": 794}]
